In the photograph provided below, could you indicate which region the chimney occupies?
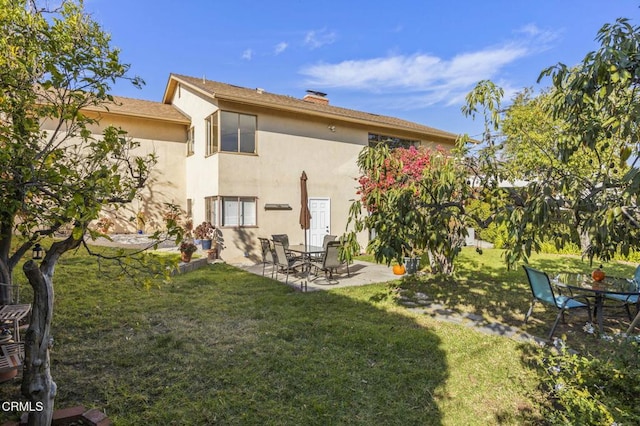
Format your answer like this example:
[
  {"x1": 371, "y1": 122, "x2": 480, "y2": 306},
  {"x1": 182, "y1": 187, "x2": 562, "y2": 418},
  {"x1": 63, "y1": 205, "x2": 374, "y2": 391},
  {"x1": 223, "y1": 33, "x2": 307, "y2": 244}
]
[{"x1": 303, "y1": 90, "x2": 329, "y2": 105}]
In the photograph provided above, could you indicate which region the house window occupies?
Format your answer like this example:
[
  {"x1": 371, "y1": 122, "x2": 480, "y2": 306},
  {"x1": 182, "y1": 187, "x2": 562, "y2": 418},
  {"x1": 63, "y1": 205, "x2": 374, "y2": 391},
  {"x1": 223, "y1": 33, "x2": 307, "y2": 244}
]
[
  {"x1": 221, "y1": 196, "x2": 256, "y2": 226},
  {"x1": 220, "y1": 111, "x2": 256, "y2": 153},
  {"x1": 205, "y1": 196, "x2": 218, "y2": 226},
  {"x1": 186, "y1": 127, "x2": 194, "y2": 156},
  {"x1": 368, "y1": 133, "x2": 419, "y2": 149},
  {"x1": 205, "y1": 111, "x2": 257, "y2": 155},
  {"x1": 186, "y1": 198, "x2": 193, "y2": 218},
  {"x1": 205, "y1": 112, "x2": 218, "y2": 156}
]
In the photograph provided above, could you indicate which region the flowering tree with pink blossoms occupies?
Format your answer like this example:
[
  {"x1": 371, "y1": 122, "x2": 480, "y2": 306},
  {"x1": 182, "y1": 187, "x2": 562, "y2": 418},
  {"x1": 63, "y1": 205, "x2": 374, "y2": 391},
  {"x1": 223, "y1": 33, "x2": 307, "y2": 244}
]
[{"x1": 343, "y1": 144, "x2": 474, "y2": 275}]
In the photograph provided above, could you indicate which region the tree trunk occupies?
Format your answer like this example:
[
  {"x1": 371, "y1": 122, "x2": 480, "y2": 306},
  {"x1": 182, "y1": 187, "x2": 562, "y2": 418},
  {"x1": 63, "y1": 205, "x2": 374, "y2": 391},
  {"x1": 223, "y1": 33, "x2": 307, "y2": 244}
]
[
  {"x1": 0, "y1": 210, "x2": 17, "y2": 305},
  {"x1": 21, "y1": 260, "x2": 56, "y2": 426},
  {"x1": 428, "y1": 250, "x2": 456, "y2": 275},
  {"x1": 579, "y1": 229, "x2": 591, "y2": 255},
  {"x1": 0, "y1": 262, "x2": 13, "y2": 305}
]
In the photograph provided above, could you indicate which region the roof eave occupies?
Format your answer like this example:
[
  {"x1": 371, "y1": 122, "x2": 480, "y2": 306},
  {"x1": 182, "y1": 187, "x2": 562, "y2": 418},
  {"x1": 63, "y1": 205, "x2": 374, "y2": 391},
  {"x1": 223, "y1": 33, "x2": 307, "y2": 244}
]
[
  {"x1": 165, "y1": 74, "x2": 458, "y2": 143},
  {"x1": 83, "y1": 107, "x2": 191, "y2": 125},
  {"x1": 214, "y1": 93, "x2": 457, "y2": 142}
]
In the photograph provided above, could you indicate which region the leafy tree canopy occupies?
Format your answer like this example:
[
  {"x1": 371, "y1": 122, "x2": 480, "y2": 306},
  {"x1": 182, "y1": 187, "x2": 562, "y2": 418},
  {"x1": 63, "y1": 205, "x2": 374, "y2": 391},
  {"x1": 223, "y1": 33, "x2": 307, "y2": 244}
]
[
  {"x1": 462, "y1": 18, "x2": 640, "y2": 266},
  {"x1": 0, "y1": 1, "x2": 181, "y2": 423},
  {"x1": 344, "y1": 144, "x2": 473, "y2": 275}
]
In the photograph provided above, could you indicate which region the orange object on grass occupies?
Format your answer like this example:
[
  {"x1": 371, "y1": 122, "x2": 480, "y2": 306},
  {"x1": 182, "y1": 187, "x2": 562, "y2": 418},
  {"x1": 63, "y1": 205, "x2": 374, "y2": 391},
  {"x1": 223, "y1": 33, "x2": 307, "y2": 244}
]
[{"x1": 393, "y1": 264, "x2": 406, "y2": 275}]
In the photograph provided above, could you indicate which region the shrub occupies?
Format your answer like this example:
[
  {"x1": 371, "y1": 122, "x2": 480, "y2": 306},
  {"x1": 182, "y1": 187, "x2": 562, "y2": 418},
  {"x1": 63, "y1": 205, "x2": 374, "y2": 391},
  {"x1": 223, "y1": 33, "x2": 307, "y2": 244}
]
[
  {"x1": 530, "y1": 337, "x2": 640, "y2": 424},
  {"x1": 538, "y1": 241, "x2": 581, "y2": 255},
  {"x1": 537, "y1": 239, "x2": 640, "y2": 263},
  {"x1": 464, "y1": 199, "x2": 512, "y2": 248}
]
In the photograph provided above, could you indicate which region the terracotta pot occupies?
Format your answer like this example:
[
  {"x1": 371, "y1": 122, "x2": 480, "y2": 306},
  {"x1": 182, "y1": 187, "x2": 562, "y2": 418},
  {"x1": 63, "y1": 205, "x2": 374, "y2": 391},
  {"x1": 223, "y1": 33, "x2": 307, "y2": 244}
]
[
  {"x1": 207, "y1": 248, "x2": 218, "y2": 261},
  {"x1": 0, "y1": 367, "x2": 17, "y2": 383},
  {"x1": 181, "y1": 252, "x2": 192, "y2": 263}
]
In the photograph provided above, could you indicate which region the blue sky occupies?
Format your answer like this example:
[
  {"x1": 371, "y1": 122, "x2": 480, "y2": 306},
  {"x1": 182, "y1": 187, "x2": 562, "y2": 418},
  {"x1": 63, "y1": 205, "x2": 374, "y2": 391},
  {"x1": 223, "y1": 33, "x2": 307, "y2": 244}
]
[{"x1": 85, "y1": 0, "x2": 639, "y2": 138}]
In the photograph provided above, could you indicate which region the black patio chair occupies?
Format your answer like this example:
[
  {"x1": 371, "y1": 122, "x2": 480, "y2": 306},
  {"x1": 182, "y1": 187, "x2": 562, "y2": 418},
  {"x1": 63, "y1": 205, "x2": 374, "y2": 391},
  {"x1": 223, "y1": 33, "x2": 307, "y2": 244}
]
[
  {"x1": 258, "y1": 237, "x2": 276, "y2": 278},
  {"x1": 272, "y1": 241, "x2": 305, "y2": 285},
  {"x1": 315, "y1": 241, "x2": 350, "y2": 280}
]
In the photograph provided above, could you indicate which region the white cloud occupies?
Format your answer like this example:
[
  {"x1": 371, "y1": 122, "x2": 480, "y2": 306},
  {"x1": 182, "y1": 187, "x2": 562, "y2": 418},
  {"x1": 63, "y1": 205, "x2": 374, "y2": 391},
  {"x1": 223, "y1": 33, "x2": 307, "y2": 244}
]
[
  {"x1": 299, "y1": 29, "x2": 557, "y2": 109},
  {"x1": 304, "y1": 28, "x2": 337, "y2": 49},
  {"x1": 274, "y1": 42, "x2": 288, "y2": 55},
  {"x1": 519, "y1": 23, "x2": 544, "y2": 37},
  {"x1": 301, "y1": 46, "x2": 526, "y2": 91},
  {"x1": 242, "y1": 49, "x2": 253, "y2": 60},
  {"x1": 517, "y1": 23, "x2": 558, "y2": 41}
]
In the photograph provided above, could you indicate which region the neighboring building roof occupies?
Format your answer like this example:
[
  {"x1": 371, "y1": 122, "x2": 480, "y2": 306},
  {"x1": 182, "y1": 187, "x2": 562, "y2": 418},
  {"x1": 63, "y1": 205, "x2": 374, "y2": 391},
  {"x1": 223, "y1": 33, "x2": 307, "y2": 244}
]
[
  {"x1": 163, "y1": 74, "x2": 459, "y2": 143},
  {"x1": 85, "y1": 95, "x2": 191, "y2": 125}
]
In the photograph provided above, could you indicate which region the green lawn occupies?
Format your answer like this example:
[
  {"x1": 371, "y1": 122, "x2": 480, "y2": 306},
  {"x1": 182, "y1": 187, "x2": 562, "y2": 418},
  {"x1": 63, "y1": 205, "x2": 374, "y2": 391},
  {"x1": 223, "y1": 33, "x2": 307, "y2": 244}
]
[
  {"x1": 1, "y1": 247, "x2": 636, "y2": 424},
  {"x1": 398, "y1": 248, "x2": 637, "y2": 352}
]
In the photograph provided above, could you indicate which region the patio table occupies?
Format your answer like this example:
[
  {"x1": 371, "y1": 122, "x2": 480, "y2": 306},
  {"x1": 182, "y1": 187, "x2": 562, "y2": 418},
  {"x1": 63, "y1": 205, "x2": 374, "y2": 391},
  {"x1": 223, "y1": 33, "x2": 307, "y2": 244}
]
[
  {"x1": 286, "y1": 244, "x2": 324, "y2": 291},
  {"x1": 552, "y1": 273, "x2": 639, "y2": 334}
]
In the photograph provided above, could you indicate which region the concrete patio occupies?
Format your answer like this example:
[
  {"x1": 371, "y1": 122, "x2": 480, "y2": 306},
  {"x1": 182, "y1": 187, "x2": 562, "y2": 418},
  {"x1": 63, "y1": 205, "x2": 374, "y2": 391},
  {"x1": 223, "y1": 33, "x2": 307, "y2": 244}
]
[{"x1": 236, "y1": 260, "x2": 400, "y2": 292}]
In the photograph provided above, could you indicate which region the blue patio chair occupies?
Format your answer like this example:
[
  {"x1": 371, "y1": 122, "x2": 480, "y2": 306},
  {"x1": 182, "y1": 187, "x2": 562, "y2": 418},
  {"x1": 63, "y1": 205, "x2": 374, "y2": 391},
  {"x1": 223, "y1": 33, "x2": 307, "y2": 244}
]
[
  {"x1": 604, "y1": 265, "x2": 640, "y2": 320},
  {"x1": 522, "y1": 265, "x2": 592, "y2": 340}
]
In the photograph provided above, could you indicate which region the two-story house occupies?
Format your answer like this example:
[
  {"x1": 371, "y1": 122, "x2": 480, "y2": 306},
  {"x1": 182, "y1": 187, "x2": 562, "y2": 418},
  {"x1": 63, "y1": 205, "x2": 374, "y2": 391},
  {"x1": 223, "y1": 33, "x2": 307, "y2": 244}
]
[{"x1": 75, "y1": 74, "x2": 459, "y2": 263}]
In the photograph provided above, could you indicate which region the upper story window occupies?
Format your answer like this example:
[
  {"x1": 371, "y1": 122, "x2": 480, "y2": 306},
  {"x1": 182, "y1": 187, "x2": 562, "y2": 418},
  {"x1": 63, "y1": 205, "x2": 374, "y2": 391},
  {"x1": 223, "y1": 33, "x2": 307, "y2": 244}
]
[
  {"x1": 205, "y1": 113, "x2": 218, "y2": 156},
  {"x1": 221, "y1": 111, "x2": 256, "y2": 153},
  {"x1": 205, "y1": 110, "x2": 257, "y2": 156},
  {"x1": 368, "y1": 133, "x2": 419, "y2": 149}
]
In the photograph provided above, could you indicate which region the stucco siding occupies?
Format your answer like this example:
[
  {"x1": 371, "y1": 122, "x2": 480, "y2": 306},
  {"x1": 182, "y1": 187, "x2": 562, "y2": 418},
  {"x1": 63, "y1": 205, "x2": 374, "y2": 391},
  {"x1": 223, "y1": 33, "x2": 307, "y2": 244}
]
[
  {"x1": 170, "y1": 83, "x2": 221, "y2": 209},
  {"x1": 40, "y1": 112, "x2": 188, "y2": 234},
  {"x1": 182, "y1": 96, "x2": 370, "y2": 263},
  {"x1": 127, "y1": 136, "x2": 187, "y2": 233}
]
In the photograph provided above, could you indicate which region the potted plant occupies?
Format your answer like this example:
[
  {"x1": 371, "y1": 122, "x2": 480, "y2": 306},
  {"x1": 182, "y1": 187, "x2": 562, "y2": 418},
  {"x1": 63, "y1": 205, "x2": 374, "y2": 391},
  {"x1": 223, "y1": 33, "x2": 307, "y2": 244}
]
[
  {"x1": 403, "y1": 247, "x2": 422, "y2": 275},
  {"x1": 194, "y1": 221, "x2": 215, "y2": 250},
  {"x1": 184, "y1": 219, "x2": 194, "y2": 239},
  {"x1": 95, "y1": 216, "x2": 114, "y2": 234},
  {"x1": 179, "y1": 241, "x2": 197, "y2": 263}
]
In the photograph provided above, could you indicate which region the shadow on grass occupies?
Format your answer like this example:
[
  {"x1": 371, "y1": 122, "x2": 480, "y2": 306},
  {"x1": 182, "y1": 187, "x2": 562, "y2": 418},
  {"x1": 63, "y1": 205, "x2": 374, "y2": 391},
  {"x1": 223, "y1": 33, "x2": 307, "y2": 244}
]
[
  {"x1": 393, "y1": 248, "x2": 637, "y2": 353},
  {"x1": 3, "y1": 263, "x2": 451, "y2": 425}
]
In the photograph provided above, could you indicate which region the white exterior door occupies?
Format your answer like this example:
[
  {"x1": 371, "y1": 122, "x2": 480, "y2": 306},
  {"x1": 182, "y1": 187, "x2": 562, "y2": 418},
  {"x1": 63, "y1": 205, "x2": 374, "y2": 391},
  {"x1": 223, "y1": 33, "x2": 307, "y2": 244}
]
[{"x1": 307, "y1": 198, "x2": 330, "y2": 247}]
